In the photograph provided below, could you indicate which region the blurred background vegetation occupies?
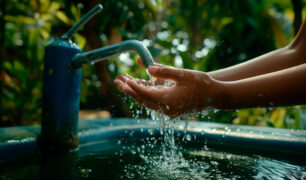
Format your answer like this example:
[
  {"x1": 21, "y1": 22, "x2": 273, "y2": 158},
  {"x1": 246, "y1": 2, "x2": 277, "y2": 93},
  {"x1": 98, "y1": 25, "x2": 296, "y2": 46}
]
[{"x1": 1, "y1": 0, "x2": 306, "y2": 129}]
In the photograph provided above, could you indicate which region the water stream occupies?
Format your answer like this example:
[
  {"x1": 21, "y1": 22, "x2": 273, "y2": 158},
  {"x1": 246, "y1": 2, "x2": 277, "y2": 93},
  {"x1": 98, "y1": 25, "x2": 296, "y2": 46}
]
[
  {"x1": 146, "y1": 68, "x2": 155, "y2": 86},
  {"x1": 123, "y1": 109, "x2": 209, "y2": 179}
]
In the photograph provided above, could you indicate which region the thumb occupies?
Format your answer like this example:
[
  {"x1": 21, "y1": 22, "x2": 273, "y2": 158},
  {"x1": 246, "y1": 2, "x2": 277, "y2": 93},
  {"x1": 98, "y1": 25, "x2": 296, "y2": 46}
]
[
  {"x1": 148, "y1": 65, "x2": 184, "y2": 81},
  {"x1": 138, "y1": 56, "x2": 162, "y2": 68}
]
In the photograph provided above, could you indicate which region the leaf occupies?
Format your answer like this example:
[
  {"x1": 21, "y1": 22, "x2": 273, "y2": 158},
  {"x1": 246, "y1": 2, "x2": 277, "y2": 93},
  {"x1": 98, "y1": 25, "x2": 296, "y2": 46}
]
[
  {"x1": 56, "y1": 11, "x2": 70, "y2": 25},
  {"x1": 49, "y1": 2, "x2": 61, "y2": 12},
  {"x1": 30, "y1": 0, "x2": 38, "y2": 10},
  {"x1": 32, "y1": 87, "x2": 41, "y2": 97},
  {"x1": 3, "y1": 72, "x2": 22, "y2": 93},
  {"x1": 3, "y1": 88, "x2": 14, "y2": 99},
  {"x1": 71, "y1": 5, "x2": 81, "y2": 23},
  {"x1": 13, "y1": 60, "x2": 28, "y2": 87},
  {"x1": 270, "y1": 108, "x2": 286, "y2": 128},
  {"x1": 237, "y1": 109, "x2": 250, "y2": 118},
  {"x1": 41, "y1": 14, "x2": 53, "y2": 22},
  {"x1": 13, "y1": 60, "x2": 26, "y2": 72},
  {"x1": 5, "y1": 15, "x2": 35, "y2": 24},
  {"x1": 74, "y1": 33, "x2": 86, "y2": 49},
  {"x1": 41, "y1": 28, "x2": 50, "y2": 39},
  {"x1": 28, "y1": 29, "x2": 40, "y2": 59},
  {"x1": 3, "y1": 61, "x2": 13, "y2": 70},
  {"x1": 40, "y1": 0, "x2": 50, "y2": 12},
  {"x1": 294, "y1": 109, "x2": 301, "y2": 129},
  {"x1": 270, "y1": 18, "x2": 288, "y2": 47},
  {"x1": 219, "y1": 17, "x2": 233, "y2": 29}
]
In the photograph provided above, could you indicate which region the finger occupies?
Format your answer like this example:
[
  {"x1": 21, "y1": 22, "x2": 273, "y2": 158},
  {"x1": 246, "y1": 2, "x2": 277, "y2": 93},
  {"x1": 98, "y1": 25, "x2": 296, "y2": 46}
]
[
  {"x1": 117, "y1": 74, "x2": 152, "y2": 86},
  {"x1": 126, "y1": 73, "x2": 167, "y2": 86},
  {"x1": 138, "y1": 56, "x2": 163, "y2": 68},
  {"x1": 123, "y1": 74, "x2": 153, "y2": 86},
  {"x1": 127, "y1": 79, "x2": 162, "y2": 103},
  {"x1": 117, "y1": 74, "x2": 167, "y2": 87},
  {"x1": 114, "y1": 79, "x2": 138, "y2": 98},
  {"x1": 148, "y1": 66, "x2": 185, "y2": 81},
  {"x1": 114, "y1": 79, "x2": 148, "y2": 107},
  {"x1": 115, "y1": 79, "x2": 166, "y2": 114},
  {"x1": 135, "y1": 79, "x2": 153, "y2": 86},
  {"x1": 117, "y1": 81, "x2": 164, "y2": 111},
  {"x1": 115, "y1": 74, "x2": 137, "y2": 83},
  {"x1": 115, "y1": 75, "x2": 128, "y2": 83}
]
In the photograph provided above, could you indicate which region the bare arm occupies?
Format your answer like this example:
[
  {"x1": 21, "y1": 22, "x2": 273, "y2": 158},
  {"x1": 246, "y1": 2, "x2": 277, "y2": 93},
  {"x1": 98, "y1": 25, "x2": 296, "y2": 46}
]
[
  {"x1": 208, "y1": 19, "x2": 306, "y2": 81},
  {"x1": 114, "y1": 19, "x2": 306, "y2": 116},
  {"x1": 115, "y1": 63, "x2": 306, "y2": 116},
  {"x1": 216, "y1": 63, "x2": 306, "y2": 109}
]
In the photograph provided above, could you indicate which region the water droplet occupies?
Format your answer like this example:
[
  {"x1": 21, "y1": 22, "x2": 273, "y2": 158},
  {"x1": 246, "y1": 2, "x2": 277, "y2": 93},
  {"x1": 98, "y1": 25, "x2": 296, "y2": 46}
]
[
  {"x1": 211, "y1": 161, "x2": 219, "y2": 166},
  {"x1": 148, "y1": 128, "x2": 154, "y2": 135},
  {"x1": 80, "y1": 168, "x2": 92, "y2": 178},
  {"x1": 185, "y1": 134, "x2": 192, "y2": 141},
  {"x1": 226, "y1": 155, "x2": 232, "y2": 159}
]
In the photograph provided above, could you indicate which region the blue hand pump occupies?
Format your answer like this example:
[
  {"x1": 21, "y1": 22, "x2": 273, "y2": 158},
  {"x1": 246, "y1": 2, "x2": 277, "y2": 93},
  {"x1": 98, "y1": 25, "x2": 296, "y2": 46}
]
[{"x1": 40, "y1": 4, "x2": 154, "y2": 151}]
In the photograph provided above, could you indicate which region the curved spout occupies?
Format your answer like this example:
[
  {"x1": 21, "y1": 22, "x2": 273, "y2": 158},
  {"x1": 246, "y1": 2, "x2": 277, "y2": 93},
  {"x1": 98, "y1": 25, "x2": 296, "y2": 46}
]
[{"x1": 71, "y1": 40, "x2": 154, "y2": 69}]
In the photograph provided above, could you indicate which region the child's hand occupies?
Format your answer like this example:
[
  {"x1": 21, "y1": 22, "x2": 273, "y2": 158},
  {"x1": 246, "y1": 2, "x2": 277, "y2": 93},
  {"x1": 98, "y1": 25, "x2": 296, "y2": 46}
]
[{"x1": 114, "y1": 65, "x2": 224, "y2": 117}]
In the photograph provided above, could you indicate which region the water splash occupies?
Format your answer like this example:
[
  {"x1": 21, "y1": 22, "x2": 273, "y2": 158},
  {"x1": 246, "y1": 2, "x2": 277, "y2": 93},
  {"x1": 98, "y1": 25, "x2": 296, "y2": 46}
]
[
  {"x1": 124, "y1": 105, "x2": 212, "y2": 179},
  {"x1": 122, "y1": 78, "x2": 225, "y2": 179}
]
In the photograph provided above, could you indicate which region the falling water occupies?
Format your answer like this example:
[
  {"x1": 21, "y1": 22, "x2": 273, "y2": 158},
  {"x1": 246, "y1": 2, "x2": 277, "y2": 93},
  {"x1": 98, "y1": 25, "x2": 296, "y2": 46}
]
[
  {"x1": 124, "y1": 108, "x2": 210, "y2": 179},
  {"x1": 146, "y1": 68, "x2": 155, "y2": 86},
  {"x1": 122, "y1": 77, "x2": 218, "y2": 180}
]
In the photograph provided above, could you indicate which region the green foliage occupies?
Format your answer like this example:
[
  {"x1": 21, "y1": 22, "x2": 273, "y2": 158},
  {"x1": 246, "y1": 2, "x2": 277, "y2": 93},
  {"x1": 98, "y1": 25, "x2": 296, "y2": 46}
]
[
  {"x1": 1, "y1": 0, "x2": 305, "y2": 130},
  {"x1": 1, "y1": 0, "x2": 72, "y2": 125}
]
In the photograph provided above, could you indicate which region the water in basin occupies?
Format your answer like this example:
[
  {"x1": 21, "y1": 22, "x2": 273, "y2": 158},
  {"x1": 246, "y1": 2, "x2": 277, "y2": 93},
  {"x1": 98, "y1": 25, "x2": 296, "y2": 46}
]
[
  {"x1": 1, "y1": 111, "x2": 305, "y2": 179},
  {"x1": 1, "y1": 135, "x2": 305, "y2": 179}
]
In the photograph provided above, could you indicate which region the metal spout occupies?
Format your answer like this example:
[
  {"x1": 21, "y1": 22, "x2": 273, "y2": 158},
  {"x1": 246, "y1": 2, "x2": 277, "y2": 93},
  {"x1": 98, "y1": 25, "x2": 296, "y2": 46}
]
[
  {"x1": 71, "y1": 40, "x2": 155, "y2": 68},
  {"x1": 61, "y1": 4, "x2": 103, "y2": 40}
]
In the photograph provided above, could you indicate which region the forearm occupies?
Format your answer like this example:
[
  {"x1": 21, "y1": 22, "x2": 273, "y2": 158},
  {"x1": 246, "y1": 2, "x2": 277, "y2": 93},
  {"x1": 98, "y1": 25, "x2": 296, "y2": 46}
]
[
  {"x1": 208, "y1": 19, "x2": 306, "y2": 81},
  {"x1": 208, "y1": 46, "x2": 304, "y2": 81},
  {"x1": 214, "y1": 63, "x2": 306, "y2": 109}
]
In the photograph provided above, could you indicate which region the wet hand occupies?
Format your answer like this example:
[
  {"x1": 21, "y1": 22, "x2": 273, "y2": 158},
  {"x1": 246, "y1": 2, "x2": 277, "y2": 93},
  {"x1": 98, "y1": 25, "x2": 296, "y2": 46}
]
[{"x1": 115, "y1": 65, "x2": 224, "y2": 117}]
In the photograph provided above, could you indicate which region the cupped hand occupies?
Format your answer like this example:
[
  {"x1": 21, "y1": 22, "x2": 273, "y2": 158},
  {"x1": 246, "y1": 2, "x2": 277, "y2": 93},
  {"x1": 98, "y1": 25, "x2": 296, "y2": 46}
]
[{"x1": 114, "y1": 64, "x2": 224, "y2": 117}]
